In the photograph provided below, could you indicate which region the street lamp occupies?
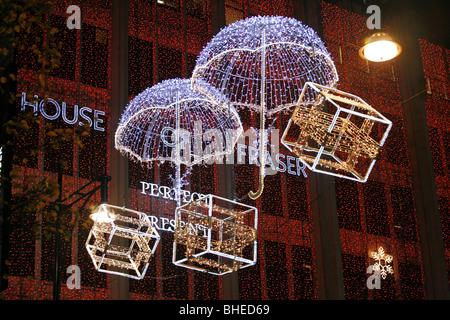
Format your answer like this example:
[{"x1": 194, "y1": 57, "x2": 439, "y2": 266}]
[
  {"x1": 359, "y1": 32, "x2": 402, "y2": 62},
  {"x1": 89, "y1": 203, "x2": 115, "y2": 223},
  {"x1": 53, "y1": 174, "x2": 111, "y2": 300}
]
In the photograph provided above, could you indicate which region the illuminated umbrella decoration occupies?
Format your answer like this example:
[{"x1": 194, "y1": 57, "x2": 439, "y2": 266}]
[
  {"x1": 115, "y1": 78, "x2": 243, "y2": 204},
  {"x1": 192, "y1": 15, "x2": 339, "y2": 199},
  {"x1": 115, "y1": 78, "x2": 242, "y2": 166}
]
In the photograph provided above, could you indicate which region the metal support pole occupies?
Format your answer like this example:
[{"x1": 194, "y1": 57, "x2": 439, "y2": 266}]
[
  {"x1": 99, "y1": 175, "x2": 111, "y2": 203},
  {"x1": 53, "y1": 163, "x2": 64, "y2": 300},
  {"x1": 110, "y1": 0, "x2": 130, "y2": 300}
]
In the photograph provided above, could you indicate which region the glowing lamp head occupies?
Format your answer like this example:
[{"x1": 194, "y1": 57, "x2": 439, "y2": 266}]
[
  {"x1": 90, "y1": 204, "x2": 115, "y2": 223},
  {"x1": 359, "y1": 32, "x2": 401, "y2": 62}
]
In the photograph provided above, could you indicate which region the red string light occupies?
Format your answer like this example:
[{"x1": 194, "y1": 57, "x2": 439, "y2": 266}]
[{"x1": 7, "y1": 0, "x2": 449, "y2": 300}]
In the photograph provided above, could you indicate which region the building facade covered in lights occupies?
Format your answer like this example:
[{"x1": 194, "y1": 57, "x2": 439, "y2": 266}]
[{"x1": 1, "y1": 0, "x2": 450, "y2": 300}]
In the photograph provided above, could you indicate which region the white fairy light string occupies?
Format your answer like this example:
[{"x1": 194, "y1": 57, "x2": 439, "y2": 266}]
[
  {"x1": 115, "y1": 77, "x2": 243, "y2": 215},
  {"x1": 192, "y1": 15, "x2": 339, "y2": 199}
]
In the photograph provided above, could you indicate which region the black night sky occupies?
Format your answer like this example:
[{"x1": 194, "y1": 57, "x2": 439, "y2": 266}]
[{"x1": 329, "y1": 0, "x2": 450, "y2": 49}]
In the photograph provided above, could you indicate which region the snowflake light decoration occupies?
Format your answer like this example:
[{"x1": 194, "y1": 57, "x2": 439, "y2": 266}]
[
  {"x1": 115, "y1": 78, "x2": 243, "y2": 167},
  {"x1": 371, "y1": 246, "x2": 394, "y2": 279}
]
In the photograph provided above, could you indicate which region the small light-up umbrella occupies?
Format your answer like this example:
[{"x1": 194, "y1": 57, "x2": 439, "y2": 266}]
[{"x1": 115, "y1": 78, "x2": 243, "y2": 205}]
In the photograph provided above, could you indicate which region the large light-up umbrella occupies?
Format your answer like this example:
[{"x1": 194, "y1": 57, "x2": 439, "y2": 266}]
[{"x1": 192, "y1": 16, "x2": 339, "y2": 199}]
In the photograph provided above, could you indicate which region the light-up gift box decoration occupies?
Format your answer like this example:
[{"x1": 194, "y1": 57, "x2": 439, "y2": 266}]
[
  {"x1": 85, "y1": 203, "x2": 160, "y2": 280},
  {"x1": 281, "y1": 82, "x2": 392, "y2": 182},
  {"x1": 173, "y1": 194, "x2": 258, "y2": 275}
]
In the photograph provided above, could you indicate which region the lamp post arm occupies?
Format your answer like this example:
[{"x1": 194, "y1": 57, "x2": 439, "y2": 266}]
[{"x1": 62, "y1": 175, "x2": 111, "y2": 208}]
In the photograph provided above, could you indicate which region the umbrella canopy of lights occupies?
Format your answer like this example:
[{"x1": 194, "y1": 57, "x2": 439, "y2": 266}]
[
  {"x1": 115, "y1": 78, "x2": 243, "y2": 167},
  {"x1": 192, "y1": 15, "x2": 338, "y2": 117},
  {"x1": 192, "y1": 15, "x2": 339, "y2": 199}
]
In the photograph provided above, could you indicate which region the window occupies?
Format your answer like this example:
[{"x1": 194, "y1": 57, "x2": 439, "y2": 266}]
[
  {"x1": 158, "y1": 161, "x2": 175, "y2": 189},
  {"x1": 429, "y1": 127, "x2": 445, "y2": 176},
  {"x1": 129, "y1": 36, "x2": 153, "y2": 96},
  {"x1": 391, "y1": 185, "x2": 417, "y2": 241},
  {"x1": 442, "y1": 131, "x2": 450, "y2": 174},
  {"x1": 342, "y1": 253, "x2": 367, "y2": 300},
  {"x1": 8, "y1": 196, "x2": 35, "y2": 278},
  {"x1": 12, "y1": 114, "x2": 39, "y2": 169},
  {"x1": 426, "y1": 71, "x2": 450, "y2": 100},
  {"x1": 238, "y1": 258, "x2": 262, "y2": 299},
  {"x1": 81, "y1": 24, "x2": 108, "y2": 89},
  {"x1": 49, "y1": 14, "x2": 76, "y2": 81},
  {"x1": 190, "y1": 164, "x2": 215, "y2": 195},
  {"x1": 336, "y1": 178, "x2": 361, "y2": 231},
  {"x1": 384, "y1": 114, "x2": 409, "y2": 168},
  {"x1": 363, "y1": 180, "x2": 389, "y2": 237},
  {"x1": 286, "y1": 174, "x2": 309, "y2": 221},
  {"x1": 291, "y1": 245, "x2": 314, "y2": 299},
  {"x1": 128, "y1": 160, "x2": 154, "y2": 189},
  {"x1": 79, "y1": 126, "x2": 108, "y2": 180},
  {"x1": 85, "y1": 0, "x2": 111, "y2": 9},
  {"x1": 158, "y1": 46, "x2": 182, "y2": 82},
  {"x1": 264, "y1": 241, "x2": 288, "y2": 299},
  {"x1": 44, "y1": 117, "x2": 74, "y2": 176},
  {"x1": 15, "y1": 23, "x2": 43, "y2": 71},
  {"x1": 194, "y1": 266, "x2": 220, "y2": 300},
  {"x1": 260, "y1": 174, "x2": 283, "y2": 217},
  {"x1": 161, "y1": 232, "x2": 189, "y2": 299},
  {"x1": 186, "y1": 0, "x2": 207, "y2": 19},
  {"x1": 234, "y1": 163, "x2": 256, "y2": 207},
  {"x1": 399, "y1": 262, "x2": 425, "y2": 299},
  {"x1": 130, "y1": 254, "x2": 157, "y2": 296},
  {"x1": 157, "y1": 0, "x2": 179, "y2": 10}
]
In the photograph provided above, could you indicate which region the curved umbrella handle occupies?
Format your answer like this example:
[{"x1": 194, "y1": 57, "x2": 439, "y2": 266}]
[
  {"x1": 248, "y1": 118, "x2": 265, "y2": 200},
  {"x1": 248, "y1": 165, "x2": 265, "y2": 200}
]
